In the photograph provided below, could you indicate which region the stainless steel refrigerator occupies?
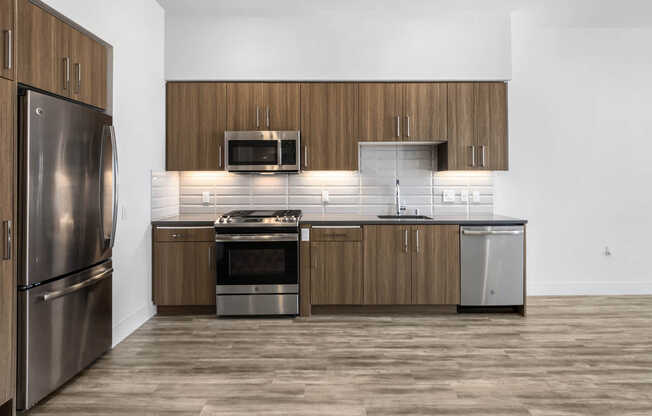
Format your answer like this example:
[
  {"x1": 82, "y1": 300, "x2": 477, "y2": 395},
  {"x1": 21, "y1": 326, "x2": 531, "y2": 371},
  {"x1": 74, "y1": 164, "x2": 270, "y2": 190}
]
[{"x1": 16, "y1": 90, "x2": 118, "y2": 410}]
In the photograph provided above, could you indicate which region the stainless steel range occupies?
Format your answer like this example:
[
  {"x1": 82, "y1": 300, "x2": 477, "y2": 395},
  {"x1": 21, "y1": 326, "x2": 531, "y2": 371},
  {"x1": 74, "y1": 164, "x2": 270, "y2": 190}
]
[{"x1": 214, "y1": 210, "x2": 301, "y2": 316}]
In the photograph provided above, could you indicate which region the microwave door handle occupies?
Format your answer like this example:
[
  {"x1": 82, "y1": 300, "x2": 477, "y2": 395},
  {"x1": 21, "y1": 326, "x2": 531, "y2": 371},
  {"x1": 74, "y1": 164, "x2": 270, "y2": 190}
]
[{"x1": 277, "y1": 140, "x2": 282, "y2": 165}]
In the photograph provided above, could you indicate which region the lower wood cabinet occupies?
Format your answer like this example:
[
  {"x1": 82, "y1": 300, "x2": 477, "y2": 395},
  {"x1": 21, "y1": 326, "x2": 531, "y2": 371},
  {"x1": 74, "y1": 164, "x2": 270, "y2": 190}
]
[
  {"x1": 310, "y1": 241, "x2": 362, "y2": 305},
  {"x1": 363, "y1": 224, "x2": 460, "y2": 305},
  {"x1": 152, "y1": 227, "x2": 216, "y2": 306}
]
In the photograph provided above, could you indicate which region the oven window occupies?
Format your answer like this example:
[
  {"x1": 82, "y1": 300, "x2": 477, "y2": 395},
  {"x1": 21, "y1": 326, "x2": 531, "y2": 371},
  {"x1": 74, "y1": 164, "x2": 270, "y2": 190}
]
[
  {"x1": 228, "y1": 140, "x2": 278, "y2": 165},
  {"x1": 217, "y1": 242, "x2": 298, "y2": 285}
]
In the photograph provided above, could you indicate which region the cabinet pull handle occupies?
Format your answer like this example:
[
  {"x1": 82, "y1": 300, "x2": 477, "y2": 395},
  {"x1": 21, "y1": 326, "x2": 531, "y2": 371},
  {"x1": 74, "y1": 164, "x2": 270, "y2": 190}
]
[
  {"x1": 403, "y1": 228, "x2": 408, "y2": 253},
  {"x1": 208, "y1": 246, "x2": 212, "y2": 270},
  {"x1": 481, "y1": 145, "x2": 486, "y2": 167},
  {"x1": 256, "y1": 106, "x2": 260, "y2": 128},
  {"x1": 406, "y1": 116, "x2": 410, "y2": 138},
  {"x1": 3, "y1": 30, "x2": 11, "y2": 70},
  {"x1": 415, "y1": 229, "x2": 419, "y2": 253},
  {"x1": 63, "y1": 57, "x2": 70, "y2": 90},
  {"x1": 304, "y1": 145, "x2": 308, "y2": 168},
  {"x1": 3, "y1": 220, "x2": 11, "y2": 260},
  {"x1": 396, "y1": 116, "x2": 401, "y2": 138},
  {"x1": 74, "y1": 63, "x2": 81, "y2": 93},
  {"x1": 266, "y1": 106, "x2": 270, "y2": 128},
  {"x1": 469, "y1": 146, "x2": 476, "y2": 168},
  {"x1": 218, "y1": 144, "x2": 223, "y2": 168}
]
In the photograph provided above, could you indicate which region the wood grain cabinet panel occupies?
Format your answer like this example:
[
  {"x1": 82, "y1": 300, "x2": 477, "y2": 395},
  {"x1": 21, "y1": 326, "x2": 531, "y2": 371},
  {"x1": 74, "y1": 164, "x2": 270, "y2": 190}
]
[
  {"x1": 17, "y1": 0, "x2": 56, "y2": 92},
  {"x1": 154, "y1": 226, "x2": 215, "y2": 242},
  {"x1": 363, "y1": 225, "x2": 412, "y2": 305},
  {"x1": 310, "y1": 241, "x2": 362, "y2": 305},
  {"x1": 310, "y1": 227, "x2": 362, "y2": 242},
  {"x1": 0, "y1": 76, "x2": 15, "y2": 406},
  {"x1": 226, "y1": 82, "x2": 263, "y2": 130},
  {"x1": 403, "y1": 83, "x2": 447, "y2": 142},
  {"x1": 358, "y1": 83, "x2": 403, "y2": 141},
  {"x1": 300, "y1": 83, "x2": 358, "y2": 170},
  {"x1": 167, "y1": 82, "x2": 227, "y2": 171},
  {"x1": 0, "y1": 0, "x2": 15, "y2": 81},
  {"x1": 441, "y1": 82, "x2": 508, "y2": 171},
  {"x1": 153, "y1": 241, "x2": 216, "y2": 306},
  {"x1": 411, "y1": 225, "x2": 460, "y2": 305},
  {"x1": 89, "y1": 37, "x2": 107, "y2": 109},
  {"x1": 262, "y1": 82, "x2": 299, "y2": 130}
]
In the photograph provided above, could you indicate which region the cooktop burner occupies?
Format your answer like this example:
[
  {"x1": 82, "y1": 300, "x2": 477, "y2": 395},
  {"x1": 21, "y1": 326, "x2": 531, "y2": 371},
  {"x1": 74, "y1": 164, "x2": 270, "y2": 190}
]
[{"x1": 225, "y1": 210, "x2": 302, "y2": 218}]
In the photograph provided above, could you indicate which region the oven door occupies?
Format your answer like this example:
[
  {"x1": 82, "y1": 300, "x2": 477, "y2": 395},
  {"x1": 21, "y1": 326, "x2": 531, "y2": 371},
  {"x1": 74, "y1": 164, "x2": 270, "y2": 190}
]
[{"x1": 215, "y1": 233, "x2": 299, "y2": 294}]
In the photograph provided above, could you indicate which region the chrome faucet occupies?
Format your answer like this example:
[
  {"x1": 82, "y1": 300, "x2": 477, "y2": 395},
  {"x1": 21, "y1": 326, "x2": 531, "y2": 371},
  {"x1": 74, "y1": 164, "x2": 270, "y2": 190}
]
[{"x1": 395, "y1": 179, "x2": 406, "y2": 216}]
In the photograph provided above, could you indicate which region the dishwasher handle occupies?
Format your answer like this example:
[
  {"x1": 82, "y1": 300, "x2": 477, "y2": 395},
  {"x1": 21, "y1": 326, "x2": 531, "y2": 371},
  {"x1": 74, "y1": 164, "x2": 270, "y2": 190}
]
[{"x1": 462, "y1": 229, "x2": 523, "y2": 236}]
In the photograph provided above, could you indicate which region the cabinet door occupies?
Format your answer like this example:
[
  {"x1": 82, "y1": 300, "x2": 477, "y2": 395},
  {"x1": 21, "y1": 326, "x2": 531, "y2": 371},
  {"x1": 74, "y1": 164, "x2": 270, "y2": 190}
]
[
  {"x1": 0, "y1": 0, "x2": 15, "y2": 81},
  {"x1": 358, "y1": 83, "x2": 403, "y2": 141},
  {"x1": 475, "y1": 82, "x2": 508, "y2": 170},
  {"x1": 300, "y1": 83, "x2": 358, "y2": 170},
  {"x1": 403, "y1": 83, "x2": 447, "y2": 142},
  {"x1": 89, "y1": 39, "x2": 107, "y2": 109},
  {"x1": 0, "y1": 77, "x2": 14, "y2": 405},
  {"x1": 153, "y1": 242, "x2": 216, "y2": 306},
  {"x1": 262, "y1": 82, "x2": 300, "y2": 130},
  {"x1": 444, "y1": 83, "x2": 476, "y2": 170},
  {"x1": 363, "y1": 225, "x2": 411, "y2": 305},
  {"x1": 310, "y1": 242, "x2": 363, "y2": 305},
  {"x1": 52, "y1": 17, "x2": 72, "y2": 98},
  {"x1": 167, "y1": 82, "x2": 227, "y2": 171},
  {"x1": 226, "y1": 82, "x2": 263, "y2": 130},
  {"x1": 69, "y1": 28, "x2": 93, "y2": 104},
  {"x1": 412, "y1": 226, "x2": 460, "y2": 305},
  {"x1": 18, "y1": 0, "x2": 57, "y2": 93}
]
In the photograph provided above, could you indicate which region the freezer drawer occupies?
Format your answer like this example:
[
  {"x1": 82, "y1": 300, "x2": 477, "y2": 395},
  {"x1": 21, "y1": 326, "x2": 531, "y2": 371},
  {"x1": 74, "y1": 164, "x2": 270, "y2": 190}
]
[
  {"x1": 17, "y1": 261, "x2": 112, "y2": 410},
  {"x1": 217, "y1": 294, "x2": 298, "y2": 316},
  {"x1": 460, "y1": 226, "x2": 524, "y2": 306}
]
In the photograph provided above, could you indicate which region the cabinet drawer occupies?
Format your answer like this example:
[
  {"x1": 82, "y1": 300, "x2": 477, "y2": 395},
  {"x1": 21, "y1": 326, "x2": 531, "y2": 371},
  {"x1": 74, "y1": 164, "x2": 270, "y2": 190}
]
[
  {"x1": 154, "y1": 226, "x2": 214, "y2": 242},
  {"x1": 311, "y1": 226, "x2": 362, "y2": 242}
]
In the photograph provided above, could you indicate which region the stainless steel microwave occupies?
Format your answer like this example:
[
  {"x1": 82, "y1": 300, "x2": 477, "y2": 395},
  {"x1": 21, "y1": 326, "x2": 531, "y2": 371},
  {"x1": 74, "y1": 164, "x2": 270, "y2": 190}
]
[{"x1": 224, "y1": 131, "x2": 300, "y2": 172}]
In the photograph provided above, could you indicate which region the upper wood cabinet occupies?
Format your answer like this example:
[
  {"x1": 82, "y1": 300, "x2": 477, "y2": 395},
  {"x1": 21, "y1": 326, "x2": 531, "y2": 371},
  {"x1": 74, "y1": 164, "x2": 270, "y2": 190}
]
[
  {"x1": 300, "y1": 83, "x2": 358, "y2": 170},
  {"x1": 358, "y1": 83, "x2": 447, "y2": 142},
  {"x1": 18, "y1": 0, "x2": 108, "y2": 109},
  {"x1": 0, "y1": 76, "x2": 15, "y2": 406},
  {"x1": 152, "y1": 227, "x2": 216, "y2": 306},
  {"x1": 226, "y1": 82, "x2": 299, "y2": 131},
  {"x1": 166, "y1": 82, "x2": 227, "y2": 171},
  {"x1": 363, "y1": 225, "x2": 412, "y2": 304},
  {"x1": 440, "y1": 82, "x2": 508, "y2": 171},
  {"x1": 411, "y1": 225, "x2": 460, "y2": 305},
  {"x1": 0, "y1": 0, "x2": 15, "y2": 81},
  {"x1": 363, "y1": 225, "x2": 460, "y2": 305}
]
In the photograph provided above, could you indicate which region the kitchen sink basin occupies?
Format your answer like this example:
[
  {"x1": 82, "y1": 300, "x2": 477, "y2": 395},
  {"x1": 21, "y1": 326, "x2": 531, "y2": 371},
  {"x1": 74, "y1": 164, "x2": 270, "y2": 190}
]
[{"x1": 377, "y1": 215, "x2": 432, "y2": 220}]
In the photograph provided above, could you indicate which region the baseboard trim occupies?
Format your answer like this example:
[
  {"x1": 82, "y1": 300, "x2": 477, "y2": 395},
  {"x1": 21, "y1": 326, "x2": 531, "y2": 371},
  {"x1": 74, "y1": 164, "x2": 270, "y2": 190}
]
[
  {"x1": 528, "y1": 281, "x2": 652, "y2": 296},
  {"x1": 157, "y1": 305, "x2": 216, "y2": 315},
  {"x1": 112, "y1": 303, "x2": 156, "y2": 348},
  {"x1": 311, "y1": 305, "x2": 458, "y2": 315}
]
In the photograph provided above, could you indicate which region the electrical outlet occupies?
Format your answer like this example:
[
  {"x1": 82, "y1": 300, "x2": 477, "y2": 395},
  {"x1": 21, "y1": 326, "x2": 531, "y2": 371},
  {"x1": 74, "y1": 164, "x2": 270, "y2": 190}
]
[
  {"x1": 443, "y1": 190, "x2": 456, "y2": 203},
  {"x1": 202, "y1": 191, "x2": 210, "y2": 204},
  {"x1": 472, "y1": 191, "x2": 481, "y2": 203},
  {"x1": 321, "y1": 190, "x2": 329, "y2": 203},
  {"x1": 460, "y1": 190, "x2": 469, "y2": 202}
]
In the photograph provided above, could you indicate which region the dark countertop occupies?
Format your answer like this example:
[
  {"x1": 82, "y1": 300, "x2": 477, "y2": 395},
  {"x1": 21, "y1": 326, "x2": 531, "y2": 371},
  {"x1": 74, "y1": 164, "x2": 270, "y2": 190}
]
[{"x1": 152, "y1": 213, "x2": 527, "y2": 227}]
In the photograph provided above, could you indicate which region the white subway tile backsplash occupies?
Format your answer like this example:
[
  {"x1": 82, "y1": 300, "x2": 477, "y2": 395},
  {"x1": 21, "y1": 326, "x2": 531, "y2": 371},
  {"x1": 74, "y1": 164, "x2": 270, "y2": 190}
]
[{"x1": 155, "y1": 145, "x2": 495, "y2": 217}]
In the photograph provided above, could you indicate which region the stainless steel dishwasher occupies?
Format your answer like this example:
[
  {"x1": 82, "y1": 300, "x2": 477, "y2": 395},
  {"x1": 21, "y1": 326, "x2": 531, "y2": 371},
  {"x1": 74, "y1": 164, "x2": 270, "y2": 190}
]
[{"x1": 460, "y1": 225, "x2": 524, "y2": 306}]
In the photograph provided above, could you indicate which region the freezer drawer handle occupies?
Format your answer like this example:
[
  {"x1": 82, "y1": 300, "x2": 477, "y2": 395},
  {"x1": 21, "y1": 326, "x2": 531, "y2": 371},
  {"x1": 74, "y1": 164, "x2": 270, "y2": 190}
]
[
  {"x1": 41, "y1": 268, "x2": 113, "y2": 302},
  {"x1": 462, "y1": 229, "x2": 523, "y2": 236}
]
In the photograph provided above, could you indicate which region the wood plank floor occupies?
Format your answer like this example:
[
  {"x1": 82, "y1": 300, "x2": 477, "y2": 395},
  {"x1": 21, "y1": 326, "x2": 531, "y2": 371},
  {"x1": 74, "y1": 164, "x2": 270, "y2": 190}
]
[{"x1": 25, "y1": 296, "x2": 652, "y2": 416}]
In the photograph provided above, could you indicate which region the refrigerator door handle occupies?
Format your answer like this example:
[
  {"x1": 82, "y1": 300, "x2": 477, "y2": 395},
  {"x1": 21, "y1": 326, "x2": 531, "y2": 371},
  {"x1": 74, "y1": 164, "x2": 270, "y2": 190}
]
[
  {"x1": 41, "y1": 268, "x2": 113, "y2": 302},
  {"x1": 109, "y1": 126, "x2": 119, "y2": 249}
]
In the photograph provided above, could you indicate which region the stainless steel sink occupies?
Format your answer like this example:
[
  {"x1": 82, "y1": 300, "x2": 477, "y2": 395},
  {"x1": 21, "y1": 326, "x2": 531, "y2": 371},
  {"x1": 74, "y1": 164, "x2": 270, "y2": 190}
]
[{"x1": 377, "y1": 215, "x2": 432, "y2": 220}]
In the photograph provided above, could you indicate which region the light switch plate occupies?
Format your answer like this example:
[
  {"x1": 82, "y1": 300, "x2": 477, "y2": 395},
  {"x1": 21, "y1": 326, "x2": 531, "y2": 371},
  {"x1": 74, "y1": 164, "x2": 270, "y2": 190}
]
[
  {"x1": 473, "y1": 191, "x2": 481, "y2": 203},
  {"x1": 202, "y1": 191, "x2": 210, "y2": 204},
  {"x1": 321, "y1": 190, "x2": 329, "y2": 203},
  {"x1": 443, "y1": 190, "x2": 456, "y2": 203},
  {"x1": 301, "y1": 229, "x2": 310, "y2": 241},
  {"x1": 460, "y1": 190, "x2": 469, "y2": 202}
]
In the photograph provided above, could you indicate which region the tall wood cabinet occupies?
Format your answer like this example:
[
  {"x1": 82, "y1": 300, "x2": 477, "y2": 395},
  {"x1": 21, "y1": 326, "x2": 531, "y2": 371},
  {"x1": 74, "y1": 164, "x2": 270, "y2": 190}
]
[
  {"x1": 226, "y1": 82, "x2": 299, "y2": 131},
  {"x1": 166, "y1": 82, "x2": 227, "y2": 171},
  {"x1": 358, "y1": 83, "x2": 447, "y2": 142},
  {"x1": 440, "y1": 82, "x2": 508, "y2": 170},
  {"x1": 18, "y1": 0, "x2": 107, "y2": 109},
  {"x1": 0, "y1": 0, "x2": 15, "y2": 81},
  {"x1": 363, "y1": 225, "x2": 460, "y2": 305},
  {"x1": 0, "y1": 76, "x2": 15, "y2": 412},
  {"x1": 300, "y1": 83, "x2": 358, "y2": 170},
  {"x1": 152, "y1": 227, "x2": 216, "y2": 306}
]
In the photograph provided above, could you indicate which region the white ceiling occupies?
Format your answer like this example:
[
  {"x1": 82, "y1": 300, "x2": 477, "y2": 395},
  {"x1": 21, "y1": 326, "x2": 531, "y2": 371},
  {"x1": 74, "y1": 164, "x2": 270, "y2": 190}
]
[{"x1": 156, "y1": 0, "x2": 652, "y2": 27}]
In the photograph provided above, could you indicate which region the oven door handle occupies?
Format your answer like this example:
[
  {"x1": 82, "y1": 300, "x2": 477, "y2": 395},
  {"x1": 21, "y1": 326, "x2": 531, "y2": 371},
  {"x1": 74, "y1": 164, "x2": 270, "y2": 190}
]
[{"x1": 215, "y1": 234, "x2": 298, "y2": 242}]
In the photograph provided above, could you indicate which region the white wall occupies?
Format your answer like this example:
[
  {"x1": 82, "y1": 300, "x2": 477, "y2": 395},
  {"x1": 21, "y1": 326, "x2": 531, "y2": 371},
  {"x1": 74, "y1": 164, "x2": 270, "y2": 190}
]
[
  {"x1": 494, "y1": 9, "x2": 652, "y2": 295},
  {"x1": 42, "y1": 0, "x2": 166, "y2": 345},
  {"x1": 164, "y1": 9, "x2": 511, "y2": 80}
]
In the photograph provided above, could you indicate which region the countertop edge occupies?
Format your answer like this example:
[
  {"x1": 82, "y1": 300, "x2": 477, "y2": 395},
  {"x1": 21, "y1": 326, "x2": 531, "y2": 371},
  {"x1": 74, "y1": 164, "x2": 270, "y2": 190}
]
[{"x1": 151, "y1": 218, "x2": 528, "y2": 227}]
